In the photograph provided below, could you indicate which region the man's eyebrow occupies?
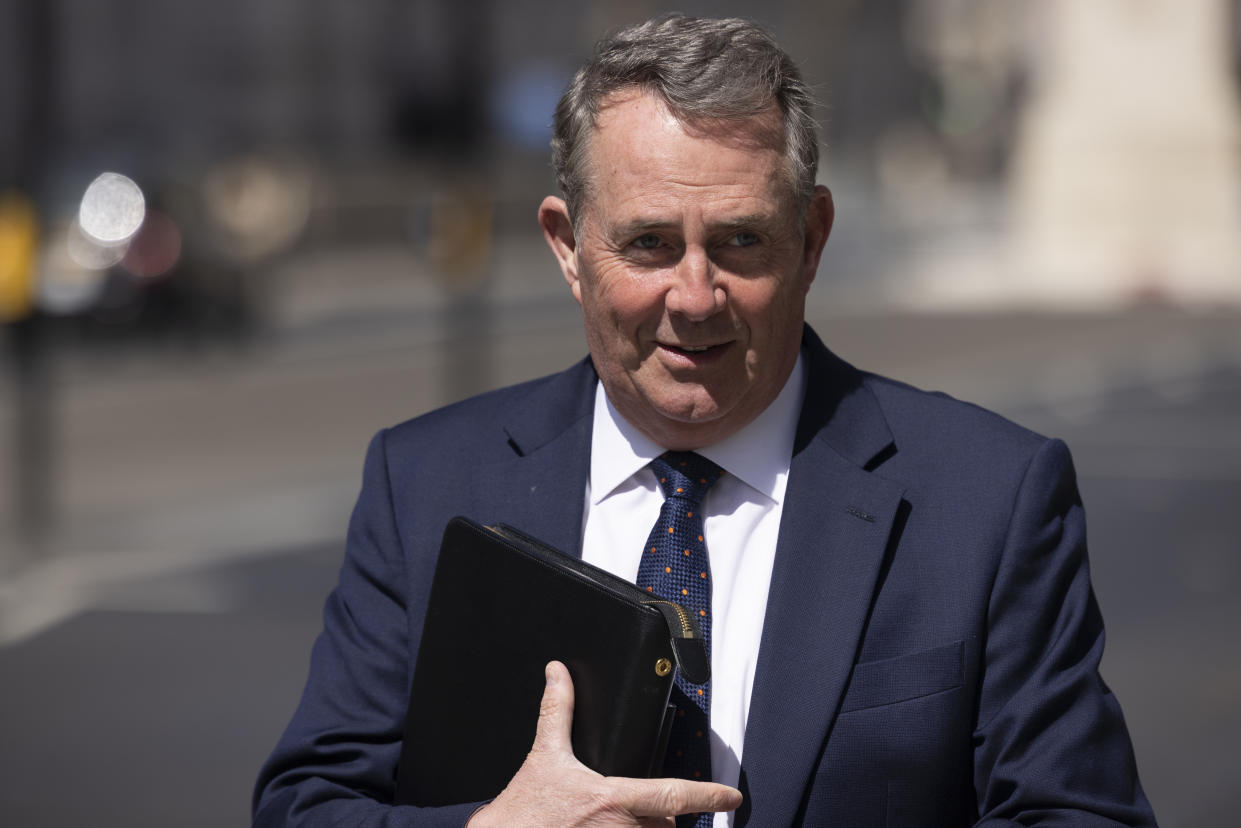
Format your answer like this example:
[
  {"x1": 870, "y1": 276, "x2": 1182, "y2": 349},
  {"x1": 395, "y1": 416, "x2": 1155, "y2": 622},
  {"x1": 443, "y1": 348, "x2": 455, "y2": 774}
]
[
  {"x1": 612, "y1": 214, "x2": 777, "y2": 237},
  {"x1": 611, "y1": 218, "x2": 677, "y2": 238},
  {"x1": 709, "y1": 213, "x2": 777, "y2": 231}
]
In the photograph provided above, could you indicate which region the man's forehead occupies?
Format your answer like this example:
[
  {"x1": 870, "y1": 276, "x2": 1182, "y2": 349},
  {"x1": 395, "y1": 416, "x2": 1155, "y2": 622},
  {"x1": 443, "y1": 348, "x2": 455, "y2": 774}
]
[{"x1": 593, "y1": 88, "x2": 785, "y2": 154}]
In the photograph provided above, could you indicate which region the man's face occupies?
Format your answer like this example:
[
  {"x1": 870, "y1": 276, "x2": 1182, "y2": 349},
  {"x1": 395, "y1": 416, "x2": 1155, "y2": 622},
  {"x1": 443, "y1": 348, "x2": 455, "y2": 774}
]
[{"x1": 540, "y1": 90, "x2": 833, "y2": 449}]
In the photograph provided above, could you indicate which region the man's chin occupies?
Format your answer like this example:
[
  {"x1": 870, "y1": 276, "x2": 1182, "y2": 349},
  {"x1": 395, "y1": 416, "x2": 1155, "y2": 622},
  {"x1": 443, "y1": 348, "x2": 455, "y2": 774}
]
[
  {"x1": 634, "y1": 396, "x2": 746, "y2": 449},
  {"x1": 604, "y1": 377, "x2": 748, "y2": 445},
  {"x1": 646, "y1": 390, "x2": 730, "y2": 426}
]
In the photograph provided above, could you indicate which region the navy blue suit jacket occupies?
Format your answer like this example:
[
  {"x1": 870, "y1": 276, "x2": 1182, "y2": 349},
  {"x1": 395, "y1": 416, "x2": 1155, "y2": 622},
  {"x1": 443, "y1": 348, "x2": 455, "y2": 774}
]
[{"x1": 253, "y1": 326, "x2": 1154, "y2": 826}]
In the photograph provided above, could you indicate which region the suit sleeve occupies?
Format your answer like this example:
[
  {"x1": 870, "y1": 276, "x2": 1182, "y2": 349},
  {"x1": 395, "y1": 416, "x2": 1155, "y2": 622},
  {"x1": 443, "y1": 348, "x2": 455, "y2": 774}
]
[
  {"x1": 973, "y1": 438, "x2": 1156, "y2": 826},
  {"x1": 252, "y1": 429, "x2": 482, "y2": 827}
]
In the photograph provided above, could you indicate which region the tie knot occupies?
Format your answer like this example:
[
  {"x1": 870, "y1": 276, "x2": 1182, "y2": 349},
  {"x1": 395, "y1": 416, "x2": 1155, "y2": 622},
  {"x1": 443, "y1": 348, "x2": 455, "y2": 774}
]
[{"x1": 650, "y1": 451, "x2": 723, "y2": 505}]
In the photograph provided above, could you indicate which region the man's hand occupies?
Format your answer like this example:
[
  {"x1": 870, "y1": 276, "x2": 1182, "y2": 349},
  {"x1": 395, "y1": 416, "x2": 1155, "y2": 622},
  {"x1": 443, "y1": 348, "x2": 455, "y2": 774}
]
[{"x1": 467, "y1": 661, "x2": 743, "y2": 827}]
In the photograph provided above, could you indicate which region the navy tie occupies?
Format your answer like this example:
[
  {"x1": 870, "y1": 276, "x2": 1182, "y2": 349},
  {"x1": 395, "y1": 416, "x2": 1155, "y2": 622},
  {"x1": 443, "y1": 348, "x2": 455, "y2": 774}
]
[{"x1": 635, "y1": 451, "x2": 723, "y2": 828}]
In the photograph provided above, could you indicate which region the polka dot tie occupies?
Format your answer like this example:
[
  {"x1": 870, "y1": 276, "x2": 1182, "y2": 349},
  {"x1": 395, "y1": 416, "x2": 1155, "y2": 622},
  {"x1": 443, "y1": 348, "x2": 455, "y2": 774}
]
[{"x1": 635, "y1": 451, "x2": 723, "y2": 828}]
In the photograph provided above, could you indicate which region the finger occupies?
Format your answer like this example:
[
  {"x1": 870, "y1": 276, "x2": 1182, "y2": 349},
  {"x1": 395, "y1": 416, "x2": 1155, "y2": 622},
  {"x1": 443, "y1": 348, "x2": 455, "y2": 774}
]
[
  {"x1": 530, "y1": 660, "x2": 575, "y2": 756},
  {"x1": 611, "y1": 777, "x2": 743, "y2": 818}
]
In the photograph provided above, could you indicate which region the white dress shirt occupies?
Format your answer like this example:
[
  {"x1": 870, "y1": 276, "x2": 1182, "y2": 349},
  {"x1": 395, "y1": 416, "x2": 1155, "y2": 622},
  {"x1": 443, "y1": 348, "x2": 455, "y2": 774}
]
[{"x1": 579, "y1": 356, "x2": 806, "y2": 825}]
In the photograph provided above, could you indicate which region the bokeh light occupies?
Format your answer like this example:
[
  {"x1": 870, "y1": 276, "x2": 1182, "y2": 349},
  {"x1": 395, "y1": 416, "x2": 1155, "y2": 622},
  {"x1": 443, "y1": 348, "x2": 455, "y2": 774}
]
[
  {"x1": 0, "y1": 191, "x2": 39, "y2": 321},
  {"x1": 204, "y1": 156, "x2": 312, "y2": 262},
  {"x1": 37, "y1": 222, "x2": 108, "y2": 314},
  {"x1": 121, "y1": 210, "x2": 182, "y2": 279},
  {"x1": 65, "y1": 218, "x2": 127, "y2": 271},
  {"x1": 78, "y1": 172, "x2": 146, "y2": 246}
]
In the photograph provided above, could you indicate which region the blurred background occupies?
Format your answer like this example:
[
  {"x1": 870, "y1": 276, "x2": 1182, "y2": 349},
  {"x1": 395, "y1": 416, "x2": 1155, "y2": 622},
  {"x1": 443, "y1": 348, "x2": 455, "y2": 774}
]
[{"x1": 1, "y1": 0, "x2": 1238, "y2": 825}]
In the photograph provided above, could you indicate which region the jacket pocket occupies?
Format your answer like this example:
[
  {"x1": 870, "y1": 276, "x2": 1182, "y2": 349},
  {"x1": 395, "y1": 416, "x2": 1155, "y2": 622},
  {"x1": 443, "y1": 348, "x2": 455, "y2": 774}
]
[{"x1": 840, "y1": 640, "x2": 965, "y2": 713}]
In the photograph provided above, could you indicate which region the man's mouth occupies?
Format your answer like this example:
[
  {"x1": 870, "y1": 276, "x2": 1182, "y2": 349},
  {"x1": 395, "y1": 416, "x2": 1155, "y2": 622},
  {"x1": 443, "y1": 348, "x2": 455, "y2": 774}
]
[{"x1": 659, "y1": 341, "x2": 730, "y2": 360}]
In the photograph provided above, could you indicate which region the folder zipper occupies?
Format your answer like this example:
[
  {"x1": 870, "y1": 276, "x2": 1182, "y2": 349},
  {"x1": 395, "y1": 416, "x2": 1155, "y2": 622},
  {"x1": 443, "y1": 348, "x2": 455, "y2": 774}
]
[{"x1": 642, "y1": 599, "x2": 695, "y2": 639}]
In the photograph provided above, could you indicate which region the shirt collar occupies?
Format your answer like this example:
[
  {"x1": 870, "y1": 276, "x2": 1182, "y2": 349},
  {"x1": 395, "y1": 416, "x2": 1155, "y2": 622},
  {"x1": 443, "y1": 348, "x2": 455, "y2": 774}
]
[{"x1": 589, "y1": 353, "x2": 806, "y2": 505}]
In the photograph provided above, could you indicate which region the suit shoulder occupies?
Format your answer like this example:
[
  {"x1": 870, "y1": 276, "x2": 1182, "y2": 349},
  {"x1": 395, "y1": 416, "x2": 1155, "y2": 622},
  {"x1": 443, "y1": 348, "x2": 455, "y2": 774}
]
[
  {"x1": 384, "y1": 372, "x2": 561, "y2": 445},
  {"x1": 861, "y1": 371, "x2": 1052, "y2": 463},
  {"x1": 854, "y1": 372, "x2": 1081, "y2": 535},
  {"x1": 378, "y1": 358, "x2": 595, "y2": 458}
]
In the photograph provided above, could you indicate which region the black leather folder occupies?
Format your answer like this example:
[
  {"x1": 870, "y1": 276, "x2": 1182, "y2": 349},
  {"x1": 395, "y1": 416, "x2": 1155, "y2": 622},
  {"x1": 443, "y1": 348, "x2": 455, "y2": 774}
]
[{"x1": 393, "y1": 516, "x2": 708, "y2": 807}]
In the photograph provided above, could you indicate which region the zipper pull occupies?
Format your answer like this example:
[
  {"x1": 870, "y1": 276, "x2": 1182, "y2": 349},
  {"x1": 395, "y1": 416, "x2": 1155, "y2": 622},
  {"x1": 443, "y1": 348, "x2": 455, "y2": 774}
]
[{"x1": 671, "y1": 637, "x2": 709, "y2": 685}]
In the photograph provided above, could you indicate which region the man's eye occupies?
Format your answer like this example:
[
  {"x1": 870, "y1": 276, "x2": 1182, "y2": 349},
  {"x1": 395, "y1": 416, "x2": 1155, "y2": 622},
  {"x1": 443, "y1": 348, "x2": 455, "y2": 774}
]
[
  {"x1": 727, "y1": 232, "x2": 760, "y2": 247},
  {"x1": 632, "y1": 234, "x2": 662, "y2": 250}
]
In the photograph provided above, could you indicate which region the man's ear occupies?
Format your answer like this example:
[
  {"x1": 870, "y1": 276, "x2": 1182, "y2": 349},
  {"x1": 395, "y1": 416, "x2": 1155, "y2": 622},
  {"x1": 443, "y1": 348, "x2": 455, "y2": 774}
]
[
  {"x1": 539, "y1": 196, "x2": 582, "y2": 304},
  {"x1": 799, "y1": 185, "x2": 834, "y2": 293}
]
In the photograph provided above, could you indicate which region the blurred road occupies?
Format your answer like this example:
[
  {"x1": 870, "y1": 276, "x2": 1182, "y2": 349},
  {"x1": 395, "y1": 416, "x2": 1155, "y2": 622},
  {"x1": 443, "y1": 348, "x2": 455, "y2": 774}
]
[{"x1": 0, "y1": 292, "x2": 1238, "y2": 825}]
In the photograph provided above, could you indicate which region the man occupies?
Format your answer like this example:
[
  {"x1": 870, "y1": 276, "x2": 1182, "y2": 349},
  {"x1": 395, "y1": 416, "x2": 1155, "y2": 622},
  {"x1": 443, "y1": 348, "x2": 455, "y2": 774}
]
[{"x1": 254, "y1": 15, "x2": 1155, "y2": 827}]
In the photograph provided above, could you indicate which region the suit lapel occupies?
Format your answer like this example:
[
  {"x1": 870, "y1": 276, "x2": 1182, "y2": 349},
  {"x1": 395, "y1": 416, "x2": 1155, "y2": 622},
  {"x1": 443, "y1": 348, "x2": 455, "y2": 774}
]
[
  {"x1": 483, "y1": 357, "x2": 598, "y2": 557},
  {"x1": 736, "y1": 329, "x2": 907, "y2": 826}
]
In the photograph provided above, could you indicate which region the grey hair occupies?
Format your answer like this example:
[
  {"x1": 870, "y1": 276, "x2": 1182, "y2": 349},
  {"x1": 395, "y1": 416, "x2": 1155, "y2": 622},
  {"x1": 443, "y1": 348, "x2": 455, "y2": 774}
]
[{"x1": 551, "y1": 14, "x2": 820, "y2": 228}]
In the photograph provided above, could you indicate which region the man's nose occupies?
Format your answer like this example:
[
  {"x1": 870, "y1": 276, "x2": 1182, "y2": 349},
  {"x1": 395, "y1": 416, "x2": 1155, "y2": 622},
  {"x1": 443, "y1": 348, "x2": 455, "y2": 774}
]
[{"x1": 666, "y1": 247, "x2": 725, "y2": 320}]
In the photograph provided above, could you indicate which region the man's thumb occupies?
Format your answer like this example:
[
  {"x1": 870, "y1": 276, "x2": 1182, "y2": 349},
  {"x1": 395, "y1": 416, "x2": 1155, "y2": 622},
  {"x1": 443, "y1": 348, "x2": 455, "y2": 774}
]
[{"x1": 531, "y1": 660, "x2": 575, "y2": 755}]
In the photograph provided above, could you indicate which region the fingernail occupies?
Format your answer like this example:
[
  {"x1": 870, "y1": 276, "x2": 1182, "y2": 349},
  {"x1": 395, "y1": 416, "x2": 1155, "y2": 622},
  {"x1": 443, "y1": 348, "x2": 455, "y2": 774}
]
[{"x1": 545, "y1": 662, "x2": 559, "y2": 686}]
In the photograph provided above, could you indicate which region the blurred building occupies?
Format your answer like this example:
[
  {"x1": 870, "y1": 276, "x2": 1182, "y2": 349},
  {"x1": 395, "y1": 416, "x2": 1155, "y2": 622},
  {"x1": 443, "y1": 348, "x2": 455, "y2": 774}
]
[{"x1": 1009, "y1": 0, "x2": 1241, "y2": 307}]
